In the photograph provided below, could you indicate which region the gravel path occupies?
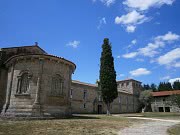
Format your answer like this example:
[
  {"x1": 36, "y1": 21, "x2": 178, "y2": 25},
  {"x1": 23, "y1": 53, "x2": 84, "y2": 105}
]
[{"x1": 118, "y1": 117, "x2": 180, "y2": 135}]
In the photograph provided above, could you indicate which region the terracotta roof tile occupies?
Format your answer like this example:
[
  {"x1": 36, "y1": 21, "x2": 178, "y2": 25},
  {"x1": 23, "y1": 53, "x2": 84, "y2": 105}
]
[{"x1": 151, "y1": 90, "x2": 180, "y2": 97}]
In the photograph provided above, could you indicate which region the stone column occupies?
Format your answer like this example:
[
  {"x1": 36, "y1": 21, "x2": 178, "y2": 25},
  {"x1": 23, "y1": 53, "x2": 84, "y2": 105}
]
[
  {"x1": 2, "y1": 63, "x2": 15, "y2": 114},
  {"x1": 32, "y1": 77, "x2": 41, "y2": 117},
  {"x1": 32, "y1": 58, "x2": 44, "y2": 117},
  {"x1": 34, "y1": 77, "x2": 40, "y2": 104}
]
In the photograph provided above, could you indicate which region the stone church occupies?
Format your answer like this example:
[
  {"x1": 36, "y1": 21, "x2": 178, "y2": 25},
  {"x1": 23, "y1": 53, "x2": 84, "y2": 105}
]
[{"x1": 0, "y1": 44, "x2": 142, "y2": 117}]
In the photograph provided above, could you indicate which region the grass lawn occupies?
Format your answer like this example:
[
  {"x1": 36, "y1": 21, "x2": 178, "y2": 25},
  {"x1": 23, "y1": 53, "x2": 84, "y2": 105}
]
[
  {"x1": 168, "y1": 124, "x2": 180, "y2": 135},
  {"x1": 0, "y1": 115, "x2": 140, "y2": 135},
  {"x1": 135, "y1": 112, "x2": 180, "y2": 119}
]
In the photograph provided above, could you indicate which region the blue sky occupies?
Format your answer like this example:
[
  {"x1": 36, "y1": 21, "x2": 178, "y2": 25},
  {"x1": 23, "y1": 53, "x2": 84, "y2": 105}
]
[{"x1": 0, "y1": 0, "x2": 180, "y2": 85}]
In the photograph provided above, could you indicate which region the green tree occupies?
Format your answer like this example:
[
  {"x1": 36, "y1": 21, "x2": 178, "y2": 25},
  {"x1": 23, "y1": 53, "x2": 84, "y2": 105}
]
[
  {"x1": 166, "y1": 82, "x2": 173, "y2": 91},
  {"x1": 158, "y1": 82, "x2": 173, "y2": 91},
  {"x1": 150, "y1": 83, "x2": 157, "y2": 92},
  {"x1": 173, "y1": 81, "x2": 180, "y2": 90},
  {"x1": 139, "y1": 90, "x2": 153, "y2": 112},
  {"x1": 99, "y1": 38, "x2": 118, "y2": 115},
  {"x1": 143, "y1": 84, "x2": 150, "y2": 90},
  {"x1": 158, "y1": 82, "x2": 164, "y2": 91}
]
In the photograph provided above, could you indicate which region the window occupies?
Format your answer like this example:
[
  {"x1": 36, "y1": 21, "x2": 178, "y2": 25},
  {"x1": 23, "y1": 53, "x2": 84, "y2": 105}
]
[
  {"x1": 51, "y1": 74, "x2": 63, "y2": 96},
  {"x1": 119, "y1": 96, "x2": 121, "y2": 104},
  {"x1": 98, "y1": 95, "x2": 102, "y2": 101},
  {"x1": 126, "y1": 82, "x2": 129, "y2": 86},
  {"x1": 70, "y1": 89, "x2": 73, "y2": 99},
  {"x1": 16, "y1": 72, "x2": 31, "y2": 94},
  {"x1": 83, "y1": 90, "x2": 87, "y2": 100},
  {"x1": 121, "y1": 83, "x2": 124, "y2": 87},
  {"x1": 83, "y1": 103, "x2": 86, "y2": 109}
]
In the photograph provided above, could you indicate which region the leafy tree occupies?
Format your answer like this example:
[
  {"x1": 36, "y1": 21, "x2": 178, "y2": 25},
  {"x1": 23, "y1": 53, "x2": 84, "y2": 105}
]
[
  {"x1": 99, "y1": 38, "x2": 118, "y2": 115},
  {"x1": 173, "y1": 81, "x2": 180, "y2": 90},
  {"x1": 143, "y1": 84, "x2": 150, "y2": 90},
  {"x1": 158, "y1": 82, "x2": 173, "y2": 91},
  {"x1": 150, "y1": 83, "x2": 157, "y2": 92},
  {"x1": 139, "y1": 90, "x2": 153, "y2": 112},
  {"x1": 158, "y1": 82, "x2": 164, "y2": 91},
  {"x1": 166, "y1": 82, "x2": 173, "y2": 90},
  {"x1": 170, "y1": 94, "x2": 180, "y2": 108}
]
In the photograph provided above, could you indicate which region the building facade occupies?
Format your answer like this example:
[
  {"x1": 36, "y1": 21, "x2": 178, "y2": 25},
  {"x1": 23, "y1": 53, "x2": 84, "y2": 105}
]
[
  {"x1": 0, "y1": 45, "x2": 76, "y2": 117},
  {"x1": 71, "y1": 79, "x2": 142, "y2": 114},
  {"x1": 0, "y1": 45, "x2": 142, "y2": 117},
  {"x1": 151, "y1": 90, "x2": 180, "y2": 112}
]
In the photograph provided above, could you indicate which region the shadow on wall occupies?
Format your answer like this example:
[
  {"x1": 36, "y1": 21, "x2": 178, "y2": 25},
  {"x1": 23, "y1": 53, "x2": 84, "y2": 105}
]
[
  {"x1": 0, "y1": 69, "x2": 8, "y2": 113},
  {"x1": 0, "y1": 93, "x2": 5, "y2": 113}
]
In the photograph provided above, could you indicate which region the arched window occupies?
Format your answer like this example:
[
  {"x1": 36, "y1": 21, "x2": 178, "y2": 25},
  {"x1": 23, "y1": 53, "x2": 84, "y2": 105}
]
[
  {"x1": 51, "y1": 74, "x2": 63, "y2": 96},
  {"x1": 16, "y1": 71, "x2": 31, "y2": 94}
]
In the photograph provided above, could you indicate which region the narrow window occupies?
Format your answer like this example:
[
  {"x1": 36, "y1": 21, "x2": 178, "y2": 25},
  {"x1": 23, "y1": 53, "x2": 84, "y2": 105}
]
[
  {"x1": 84, "y1": 103, "x2": 86, "y2": 109},
  {"x1": 51, "y1": 74, "x2": 63, "y2": 96},
  {"x1": 70, "y1": 89, "x2": 73, "y2": 99},
  {"x1": 83, "y1": 90, "x2": 87, "y2": 100},
  {"x1": 119, "y1": 96, "x2": 121, "y2": 104},
  {"x1": 98, "y1": 95, "x2": 102, "y2": 101},
  {"x1": 17, "y1": 72, "x2": 30, "y2": 94}
]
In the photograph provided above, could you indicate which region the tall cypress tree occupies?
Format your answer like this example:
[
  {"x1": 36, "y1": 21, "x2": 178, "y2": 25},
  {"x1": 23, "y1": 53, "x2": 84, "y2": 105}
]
[{"x1": 99, "y1": 38, "x2": 118, "y2": 115}]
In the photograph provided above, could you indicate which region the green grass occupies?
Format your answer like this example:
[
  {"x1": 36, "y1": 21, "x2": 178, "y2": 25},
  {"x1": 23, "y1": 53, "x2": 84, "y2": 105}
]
[
  {"x1": 168, "y1": 124, "x2": 180, "y2": 135},
  {"x1": 0, "y1": 115, "x2": 141, "y2": 135},
  {"x1": 135, "y1": 112, "x2": 180, "y2": 119}
]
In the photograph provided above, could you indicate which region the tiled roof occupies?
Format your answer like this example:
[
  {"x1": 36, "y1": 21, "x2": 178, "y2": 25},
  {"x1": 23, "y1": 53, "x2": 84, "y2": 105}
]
[
  {"x1": 1, "y1": 45, "x2": 47, "y2": 54},
  {"x1": 72, "y1": 80, "x2": 98, "y2": 87},
  {"x1": 151, "y1": 90, "x2": 180, "y2": 97},
  {"x1": 117, "y1": 79, "x2": 141, "y2": 83}
]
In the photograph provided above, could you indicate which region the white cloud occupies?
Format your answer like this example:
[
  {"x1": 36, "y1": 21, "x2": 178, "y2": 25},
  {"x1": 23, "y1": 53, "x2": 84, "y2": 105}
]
[
  {"x1": 129, "y1": 68, "x2": 151, "y2": 77},
  {"x1": 138, "y1": 40, "x2": 164, "y2": 57},
  {"x1": 117, "y1": 55, "x2": 121, "y2": 58},
  {"x1": 97, "y1": 17, "x2": 106, "y2": 29},
  {"x1": 115, "y1": 10, "x2": 148, "y2": 25},
  {"x1": 155, "y1": 31, "x2": 180, "y2": 42},
  {"x1": 174, "y1": 62, "x2": 180, "y2": 68},
  {"x1": 169, "y1": 78, "x2": 180, "y2": 84},
  {"x1": 66, "y1": 40, "x2": 80, "y2": 48},
  {"x1": 93, "y1": 0, "x2": 116, "y2": 6},
  {"x1": 126, "y1": 25, "x2": 136, "y2": 33},
  {"x1": 116, "y1": 0, "x2": 175, "y2": 32},
  {"x1": 122, "y1": 52, "x2": 138, "y2": 58},
  {"x1": 101, "y1": 0, "x2": 116, "y2": 6},
  {"x1": 122, "y1": 32, "x2": 180, "y2": 59},
  {"x1": 131, "y1": 39, "x2": 137, "y2": 44},
  {"x1": 126, "y1": 39, "x2": 137, "y2": 49},
  {"x1": 136, "y1": 58, "x2": 144, "y2": 62},
  {"x1": 157, "y1": 48, "x2": 180, "y2": 67},
  {"x1": 119, "y1": 74, "x2": 125, "y2": 77},
  {"x1": 115, "y1": 10, "x2": 149, "y2": 33},
  {"x1": 160, "y1": 75, "x2": 171, "y2": 80},
  {"x1": 123, "y1": 0, "x2": 175, "y2": 11}
]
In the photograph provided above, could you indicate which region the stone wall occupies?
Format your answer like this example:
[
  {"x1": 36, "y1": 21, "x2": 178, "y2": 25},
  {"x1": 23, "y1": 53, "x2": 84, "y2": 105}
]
[
  {"x1": 2, "y1": 54, "x2": 75, "y2": 117},
  {"x1": 110, "y1": 93, "x2": 139, "y2": 113},
  {"x1": 151, "y1": 96, "x2": 180, "y2": 112},
  {"x1": 71, "y1": 80, "x2": 140, "y2": 114},
  {"x1": 71, "y1": 81, "x2": 98, "y2": 113}
]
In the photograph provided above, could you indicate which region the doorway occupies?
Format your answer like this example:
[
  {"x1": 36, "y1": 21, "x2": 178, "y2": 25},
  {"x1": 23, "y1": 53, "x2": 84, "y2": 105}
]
[
  {"x1": 98, "y1": 105, "x2": 102, "y2": 114},
  {"x1": 165, "y1": 107, "x2": 170, "y2": 112},
  {"x1": 159, "y1": 107, "x2": 164, "y2": 112}
]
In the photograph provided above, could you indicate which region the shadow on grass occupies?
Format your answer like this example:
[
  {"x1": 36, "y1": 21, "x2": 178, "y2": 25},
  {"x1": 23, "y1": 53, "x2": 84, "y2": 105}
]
[
  {"x1": 0, "y1": 114, "x2": 100, "y2": 121},
  {"x1": 70, "y1": 115, "x2": 100, "y2": 119}
]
